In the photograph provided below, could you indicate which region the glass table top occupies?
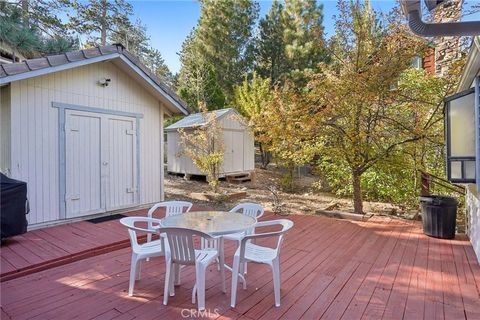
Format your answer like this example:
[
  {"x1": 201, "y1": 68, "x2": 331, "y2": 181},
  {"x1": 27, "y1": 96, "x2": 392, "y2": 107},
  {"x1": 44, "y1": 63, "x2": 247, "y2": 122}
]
[{"x1": 159, "y1": 211, "x2": 257, "y2": 236}]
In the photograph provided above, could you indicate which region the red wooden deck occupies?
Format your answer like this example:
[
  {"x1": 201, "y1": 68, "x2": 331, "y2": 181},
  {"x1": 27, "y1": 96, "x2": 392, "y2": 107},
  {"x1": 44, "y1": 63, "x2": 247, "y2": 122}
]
[{"x1": 1, "y1": 211, "x2": 480, "y2": 319}]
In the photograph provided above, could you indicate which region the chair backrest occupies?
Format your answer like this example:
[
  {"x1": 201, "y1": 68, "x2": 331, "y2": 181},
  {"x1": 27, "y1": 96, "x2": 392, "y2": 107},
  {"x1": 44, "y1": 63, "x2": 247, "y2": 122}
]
[
  {"x1": 159, "y1": 227, "x2": 213, "y2": 265},
  {"x1": 230, "y1": 203, "x2": 264, "y2": 219},
  {"x1": 239, "y1": 219, "x2": 294, "y2": 260},
  {"x1": 120, "y1": 216, "x2": 163, "y2": 252},
  {"x1": 148, "y1": 201, "x2": 193, "y2": 219}
]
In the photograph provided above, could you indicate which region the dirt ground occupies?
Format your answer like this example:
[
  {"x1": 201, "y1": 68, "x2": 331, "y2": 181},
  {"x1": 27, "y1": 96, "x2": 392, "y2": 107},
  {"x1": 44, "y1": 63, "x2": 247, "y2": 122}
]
[{"x1": 164, "y1": 166, "x2": 418, "y2": 219}]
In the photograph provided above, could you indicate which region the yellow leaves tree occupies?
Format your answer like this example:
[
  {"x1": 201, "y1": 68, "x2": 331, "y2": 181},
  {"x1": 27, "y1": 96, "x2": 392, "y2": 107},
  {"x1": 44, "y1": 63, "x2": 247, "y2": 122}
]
[
  {"x1": 233, "y1": 72, "x2": 273, "y2": 168},
  {"x1": 177, "y1": 103, "x2": 224, "y2": 193},
  {"x1": 306, "y1": 0, "x2": 447, "y2": 214},
  {"x1": 256, "y1": 84, "x2": 320, "y2": 190}
]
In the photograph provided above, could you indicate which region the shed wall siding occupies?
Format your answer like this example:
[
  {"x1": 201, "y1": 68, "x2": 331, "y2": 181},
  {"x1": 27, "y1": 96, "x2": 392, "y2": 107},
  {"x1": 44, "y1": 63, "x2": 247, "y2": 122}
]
[
  {"x1": 9, "y1": 61, "x2": 163, "y2": 225},
  {"x1": 166, "y1": 113, "x2": 255, "y2": 176},
  {"x1": 1, "y1": 85, "x2": 11, "y2": 175}
]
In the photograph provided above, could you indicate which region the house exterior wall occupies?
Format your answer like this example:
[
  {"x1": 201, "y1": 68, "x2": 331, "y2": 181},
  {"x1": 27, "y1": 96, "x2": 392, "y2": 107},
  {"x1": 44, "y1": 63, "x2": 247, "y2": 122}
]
[
  {"x1": 422, "y1": 48, "x2": 435, "y2": 75},
  {"x1": 0, "y1": 85, "x2": 11, "y2": 175},
  {"x1": 8, "y1": 61, "x2": 164, "y2": 226},
  {"x1": 433, "y1": 0, "x2": 463, "y2": 77},
  {"x1": 465, "y1": 184, "x2": 480, "y2": 263},
  {"x1": 166, "y1": 113, "x2": 255, "y2": 176}
]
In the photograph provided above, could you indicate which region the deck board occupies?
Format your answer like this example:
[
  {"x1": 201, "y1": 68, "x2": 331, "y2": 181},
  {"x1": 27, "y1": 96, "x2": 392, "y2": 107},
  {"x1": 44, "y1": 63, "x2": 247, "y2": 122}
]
[{"x1": 1, "y1": 211, "x2": 479, "y2": 319}]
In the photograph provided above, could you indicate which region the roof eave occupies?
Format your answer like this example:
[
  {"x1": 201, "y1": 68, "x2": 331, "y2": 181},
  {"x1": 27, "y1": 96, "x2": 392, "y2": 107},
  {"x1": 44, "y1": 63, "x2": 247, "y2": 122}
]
[
  {"x1": 0, "y1": 53, "x2": 121, "y2": 85},
  {"x1": 0, "y1": 51, "x2": 190, "y2": 116},
  {"x1": 116, "y1": 55, "x2": 188, "y2": 116},
  {"x1": 457, "y1": 37, "x2": 480, "y2": 92}
]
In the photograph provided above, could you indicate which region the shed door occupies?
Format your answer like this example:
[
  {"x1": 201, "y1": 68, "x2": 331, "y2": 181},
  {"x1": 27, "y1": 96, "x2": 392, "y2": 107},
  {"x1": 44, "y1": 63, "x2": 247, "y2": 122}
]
[
  {"x1": 232, "y1": 131, "x2": 244, "y2": 172},
  {"x1": 65, "y1": 110, "x2": 137, "y2": 218},
  {"x1": 65, "y1": 110, "x2": 104, "y2": 218},
  {"x1": 224, "y1": 130, "x2": 244, "y2": 173},
  {"x1": 105, "y1": 115, "x2": 137, "y2": 210}
]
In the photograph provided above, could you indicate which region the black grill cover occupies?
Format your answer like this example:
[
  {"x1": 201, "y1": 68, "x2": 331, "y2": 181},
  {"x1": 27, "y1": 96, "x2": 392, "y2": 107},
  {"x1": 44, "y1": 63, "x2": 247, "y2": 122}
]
[{"x1": 1, "y1": 173, "x2": 28, "y2": 239}]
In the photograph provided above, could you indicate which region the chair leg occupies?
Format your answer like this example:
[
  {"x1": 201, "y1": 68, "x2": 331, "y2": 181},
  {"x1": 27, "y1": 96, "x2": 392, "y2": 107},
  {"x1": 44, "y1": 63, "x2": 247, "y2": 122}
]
[
  {"x1": 128, "y1": 254, "x2": 138, "y2": 296},
  {"x1": 195, "y1": 264, "x2": 206, "y2": 311},
  {"x1": 230, "y1": 255, "x2": 240, "y2": 308},
  {"x1": 218, "y1": 239, "x2": 226, "y2": 293},
  {"x1": 136, "y1": 260, "x2": 142, "y2": 280},
  {"x1": 192, "y1": 284, "x2": 197, "y2": 304},
  {"x1": 163, "y1": 260, "x2": 172, "y2": 305},
  {"x1": 146, "y1": 234, "x2": 152, "y2": 262},
  {"x1": 217, "y1": 237, "x2": 223, "y2": 271},
  {"x1": 239, "y1": 262, "x2": 247, "y2": 290},
  {"x1": 272, "y1": 258, "x2": 281, "y2": 307},
  {"x1": 169, "y1": 263, "x2": 176, "y2": 296},
  {"x1": 237, "y1": 240, "x2": 248, "y2": 275},
  {"x1": 174, "y1": 263, "x2": 181, "y2": 286}
]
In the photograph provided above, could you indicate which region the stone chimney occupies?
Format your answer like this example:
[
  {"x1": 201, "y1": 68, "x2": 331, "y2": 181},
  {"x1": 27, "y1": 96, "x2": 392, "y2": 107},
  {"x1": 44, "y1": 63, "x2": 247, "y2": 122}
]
[{"x1": 432, "y1": 0, "x2": 464, "y2": 76}]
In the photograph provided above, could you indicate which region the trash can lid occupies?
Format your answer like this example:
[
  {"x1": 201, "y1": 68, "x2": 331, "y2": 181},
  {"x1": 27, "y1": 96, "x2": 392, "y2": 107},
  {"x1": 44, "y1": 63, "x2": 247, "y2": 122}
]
[{"x1": 419, "y1": 195, "x2": 458, "y2": 206}]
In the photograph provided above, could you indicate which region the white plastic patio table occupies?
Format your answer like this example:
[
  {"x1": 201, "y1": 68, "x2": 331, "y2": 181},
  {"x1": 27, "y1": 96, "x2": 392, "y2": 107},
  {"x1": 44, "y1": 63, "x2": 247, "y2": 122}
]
[
  {"x1": 159, "y1": 211, "x2": 256, "y2": 285},
  {"x1": 159, "y1": 211, "x2": 257, "y2": 236}
]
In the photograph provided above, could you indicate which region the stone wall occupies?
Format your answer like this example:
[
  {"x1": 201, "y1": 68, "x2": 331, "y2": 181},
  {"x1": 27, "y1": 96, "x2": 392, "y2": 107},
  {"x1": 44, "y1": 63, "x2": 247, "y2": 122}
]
[
  {"x1": 433, "y1": 0, "x2": 464, "y2": 76},
  {"x1": 465, "y1": 184, "x2": 480, "y2": 263}
]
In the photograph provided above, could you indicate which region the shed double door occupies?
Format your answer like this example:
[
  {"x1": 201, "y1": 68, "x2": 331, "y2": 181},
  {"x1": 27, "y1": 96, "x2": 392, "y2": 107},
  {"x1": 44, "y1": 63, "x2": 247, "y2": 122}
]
[{"x1": 65, "y1": 110, "x2": 137, "y2": 218}]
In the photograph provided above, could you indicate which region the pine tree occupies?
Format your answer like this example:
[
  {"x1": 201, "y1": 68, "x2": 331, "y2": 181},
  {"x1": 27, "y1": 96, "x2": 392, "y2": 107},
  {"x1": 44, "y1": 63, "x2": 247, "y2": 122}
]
[
  {"x1": 143, "y1": 48, "x2": 175, "y2": 88},
  {"x1": 282, "y1": 0, "x2": 328, "y2": 82},
  {"x1": 195, "y1": 0, "x2": 259, "y2": 101},
  {"x1": 254, "y1": 0, "x2": 286, "y2": 85},
  {"x1": 68, "y1": 0, "x2": 132, "y2": 46},
  {"x1": 177, "y1": 30, "x2": 225, "y2": 111},
  {"x1": 110, "y1": 19, "x2": 150, "y2": 58},
  {"x1": 0, "y1": 1, "x2": 78, "y2": 60}
]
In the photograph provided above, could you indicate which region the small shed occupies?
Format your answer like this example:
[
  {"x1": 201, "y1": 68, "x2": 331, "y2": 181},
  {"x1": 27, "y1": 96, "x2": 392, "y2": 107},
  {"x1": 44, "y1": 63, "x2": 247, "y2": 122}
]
[
  {"x1": 0, "y1": 44, "x2": 189, "y2": 228},
  {"x1": 165, "y1": 108, "x2": 255, "y2": 178}
]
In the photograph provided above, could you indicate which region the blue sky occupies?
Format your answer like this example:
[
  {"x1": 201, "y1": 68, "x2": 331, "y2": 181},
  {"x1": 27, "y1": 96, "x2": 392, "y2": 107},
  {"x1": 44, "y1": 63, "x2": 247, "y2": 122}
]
[{"x1": 127, "y1": 0, "x2": 479, "y2": 74}]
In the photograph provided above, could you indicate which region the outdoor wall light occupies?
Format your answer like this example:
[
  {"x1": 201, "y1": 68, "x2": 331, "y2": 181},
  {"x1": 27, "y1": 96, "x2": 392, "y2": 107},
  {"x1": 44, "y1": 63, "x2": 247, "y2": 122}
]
[{"x1": 98, "y1": 78, "x2": 111, "y2": 87}]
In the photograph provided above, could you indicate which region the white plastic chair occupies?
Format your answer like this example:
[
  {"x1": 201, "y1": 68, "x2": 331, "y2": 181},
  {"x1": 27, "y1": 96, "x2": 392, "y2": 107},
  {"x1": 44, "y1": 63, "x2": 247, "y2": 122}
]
[
  {"x1": 146, "y1": 201, "x2": 193, "y2": 243},
  {"x1": 230, "y1": 219, "x2": 294, "y2": 308},
  {"x1": 224, "y1": 203, "x2": 264, "y2": 274},
  {"x1": 224, "y1": 203, "x2": 264, "y2": 242},
  {"x1": 160, "y1": 227, "x2": 226, "y2": 311},
  {"x1": 120, "y1": 216, "x2": 168, "y2": 296}
]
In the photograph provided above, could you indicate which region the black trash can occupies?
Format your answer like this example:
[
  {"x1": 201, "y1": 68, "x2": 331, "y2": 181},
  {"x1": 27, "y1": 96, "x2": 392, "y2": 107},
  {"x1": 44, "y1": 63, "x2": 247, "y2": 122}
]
[{"x1": 420, "y1": 196, "x2": 457, "y2": 239}]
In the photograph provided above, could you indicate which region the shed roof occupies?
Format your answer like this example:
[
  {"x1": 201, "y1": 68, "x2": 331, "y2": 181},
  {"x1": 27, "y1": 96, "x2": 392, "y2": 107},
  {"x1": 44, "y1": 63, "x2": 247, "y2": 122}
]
[
  {"x1": 0, "y1": 44, "x2": 190, "y2": 115},
  {"x1": 165, "y1": 108, "x2": 242, "y2": 131}
]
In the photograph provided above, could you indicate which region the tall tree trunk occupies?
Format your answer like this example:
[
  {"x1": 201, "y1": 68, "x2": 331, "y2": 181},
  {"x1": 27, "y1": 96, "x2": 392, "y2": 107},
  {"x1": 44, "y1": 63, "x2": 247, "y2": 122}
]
[
  {"x1": 352, "y1": 169, "x2": 363, "y2": 215},
  {"x1": 100, "y1": 0, "x2": 108, "y2": 45},
  {"x1": 259, "y1": 143, "x2": 270, "y2": 169},
  {"x1": 21, "y1": 0, "x2": 29, "y2": 27}
]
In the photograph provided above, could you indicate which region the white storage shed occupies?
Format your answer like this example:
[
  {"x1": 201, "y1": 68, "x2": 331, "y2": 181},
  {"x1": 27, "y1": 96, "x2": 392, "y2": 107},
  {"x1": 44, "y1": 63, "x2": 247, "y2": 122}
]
[
  {"x1": 165, "y1": 108, "x2": 255, "y2": 178},
  {"x1": 0, "y1": 44, "x2": 190, "y2": 228}
]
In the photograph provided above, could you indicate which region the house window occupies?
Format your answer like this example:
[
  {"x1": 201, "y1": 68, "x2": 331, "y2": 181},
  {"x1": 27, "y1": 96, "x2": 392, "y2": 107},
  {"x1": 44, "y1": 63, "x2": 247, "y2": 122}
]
[
  {"x1": 445, "y1": 88, "x2": 476, "y2": 183},
  {"x1": 411, "y1": 56, "x2": 422, "y2": 70}
]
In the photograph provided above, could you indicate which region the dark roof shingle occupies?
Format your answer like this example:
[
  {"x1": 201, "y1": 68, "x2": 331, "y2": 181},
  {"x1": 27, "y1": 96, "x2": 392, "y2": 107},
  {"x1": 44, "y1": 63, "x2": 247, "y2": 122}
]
[
  {"x1": 2, "y1": 62, "x2": 30, "y2": 76},
  {"x1": 25, "y1": 58, "x2": 50, "y2": 70},
  {"x1": 46, "y1": 54, "x2": 69, "y2": 66}
]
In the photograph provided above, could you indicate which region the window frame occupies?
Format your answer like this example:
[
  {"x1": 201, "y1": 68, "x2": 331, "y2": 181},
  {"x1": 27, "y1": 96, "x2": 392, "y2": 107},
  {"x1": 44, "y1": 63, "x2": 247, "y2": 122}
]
[{"x1": 445, "y1": 87, "x2": 476, "y2": 183}]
